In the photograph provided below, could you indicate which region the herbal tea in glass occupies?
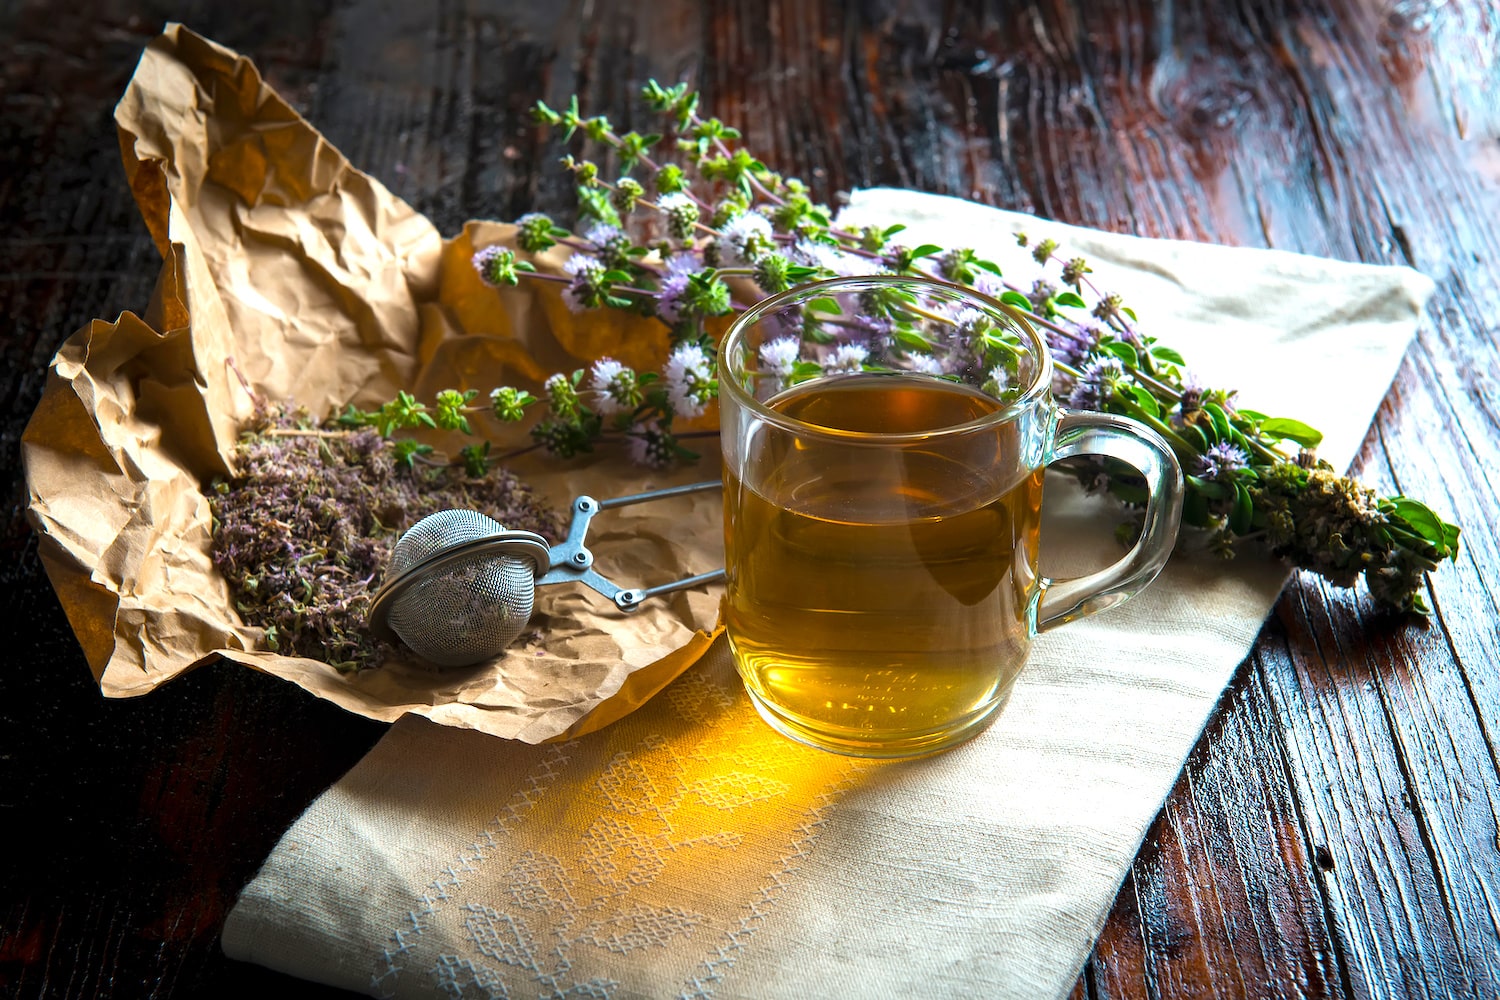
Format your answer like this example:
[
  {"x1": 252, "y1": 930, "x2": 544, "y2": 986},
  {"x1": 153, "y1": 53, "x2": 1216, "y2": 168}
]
[{"x1": 718, "y1": 276, "x2": 1184, "y2": 758}]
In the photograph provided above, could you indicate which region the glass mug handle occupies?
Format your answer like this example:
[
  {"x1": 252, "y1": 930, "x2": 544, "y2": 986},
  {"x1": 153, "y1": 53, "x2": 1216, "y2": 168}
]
[{"x1": 1035, "y1": 410, "x2": 1186, "y2": 631}]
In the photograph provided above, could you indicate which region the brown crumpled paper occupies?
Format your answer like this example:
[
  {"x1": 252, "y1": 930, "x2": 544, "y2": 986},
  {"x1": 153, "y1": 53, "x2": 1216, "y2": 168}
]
[{"x1": 20, "y1": 24, "x2": 723, "y2": 744}]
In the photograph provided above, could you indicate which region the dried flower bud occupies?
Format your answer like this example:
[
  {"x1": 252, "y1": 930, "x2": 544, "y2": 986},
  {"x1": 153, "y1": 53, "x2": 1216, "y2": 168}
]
[
  {"x1": 432, "y1": 389, "x2": 475, "y2": 434},
  {"x1": 1092, "y1": 292, "x2": 1125, "y2": 322},
  {"x1": 659, "y1": 192, "x2": 700, "y2": 240},
  {"x1": 516, "y1": 213, "x2": 558, "y2": 253},
  {"x1": 754, "y1": 253, "x2": 792, "y2": 293},
  {"x1": 1061, "y1": 256, "x2": 1092, "y2": 288},
  {"x1": 489, "y1": 386, "x2": 535, "y2": 422},
  {"x1": 544, "y1": 372, "x2": 582, "y2": 419},
  {"x1": 611, "y1": 177, "x2": 644, "y2": 215},
  {"x1": 1031, "y1": 237, "x2": 1059, "y2": 265}
]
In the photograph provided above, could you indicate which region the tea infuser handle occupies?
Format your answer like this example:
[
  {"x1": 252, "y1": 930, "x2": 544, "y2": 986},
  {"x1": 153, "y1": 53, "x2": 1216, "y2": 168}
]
[
  {"x1": 615, "y1": 568, "x2": 729, "y2": 612},
  {"x1": 1034, "y1": 410, "x2": 1185, "y2": 632},
  {"x1": 537, "y1": 480, "x2": 724, "y2": 611}
]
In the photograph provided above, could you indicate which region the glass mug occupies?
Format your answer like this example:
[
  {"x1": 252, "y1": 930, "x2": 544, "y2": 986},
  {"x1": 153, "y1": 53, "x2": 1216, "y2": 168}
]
[{"x1": 717, "y1": 275, "x2": 1185, "y2": 758}]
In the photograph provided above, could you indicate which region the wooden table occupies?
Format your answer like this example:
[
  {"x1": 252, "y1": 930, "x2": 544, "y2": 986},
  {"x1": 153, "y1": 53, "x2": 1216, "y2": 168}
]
[{"x1": 2, "y1": 2, "x2": 1496, "y2": 997}]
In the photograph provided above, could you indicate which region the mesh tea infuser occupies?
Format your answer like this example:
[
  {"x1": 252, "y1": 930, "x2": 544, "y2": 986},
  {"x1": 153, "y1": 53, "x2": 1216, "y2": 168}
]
[{"x1": 367, "y1": 481, "x2": 724, "y2": 667}]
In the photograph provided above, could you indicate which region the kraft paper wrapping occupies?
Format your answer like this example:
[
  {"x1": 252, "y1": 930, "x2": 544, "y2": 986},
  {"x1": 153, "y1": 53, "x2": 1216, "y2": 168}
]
[{"x1": 19, "y1": 24, "x2": 721, "y2": 744}]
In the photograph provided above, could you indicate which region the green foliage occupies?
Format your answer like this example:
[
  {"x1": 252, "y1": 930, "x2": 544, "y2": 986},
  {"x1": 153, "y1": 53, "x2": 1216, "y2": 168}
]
[{"x1": 480, "y1": 77, "x2": 1463, "y2": 615}]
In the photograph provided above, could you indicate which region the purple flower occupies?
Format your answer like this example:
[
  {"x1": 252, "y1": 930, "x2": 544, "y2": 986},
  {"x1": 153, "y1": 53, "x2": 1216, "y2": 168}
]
[
  {"x1": 584, "y1": 223, "x2": 632, "y2": 269},
  {"x1": 654, "y1": 254, "x2": 699, "y2": 323},
  {"x1": 719, "y1": 210, "x2": 775, "y2": 266},
  {"x1": 823, "y1": 343, "x2": 869, "y2": 373},
  {"x1": 663, "y1": 343, "x2": 714, "y2": 418},
  {"x1": 627, "y1": 422, "x2": 676, "y2": 468},
  {"x1": 970, "y1": 273, "x2": 1005, "y2": 300},
  {"x1": 983, "y1": 364, "x2": 1012, "y2": 398},
  {"x1": 1046, "y1": 322, "x2": 1102, "y2": 368},
  {"x1": 562, "y1": 254, "x2": 606, "y2": 312},
  {"x1": 1028, "y1": 279, "x2": 1057, "y2": 312},
  {"x1": 588, "y1": 358, "x2": 635, "y2": 416},
  {"x1": 758, "y1": 336, "x2": 801, "y2": 376},
  {"x1": 1197, "y1": 441, "x2": 1250, "y2": 481},
  {"x1": 1067, "y1": 355, "x2": 1127, "y2": 411}
]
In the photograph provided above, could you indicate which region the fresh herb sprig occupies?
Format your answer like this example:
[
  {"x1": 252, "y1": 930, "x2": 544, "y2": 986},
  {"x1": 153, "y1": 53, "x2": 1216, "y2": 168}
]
[{"x1": 345, "y1": 80, "x2": 1457, "y2": 615}]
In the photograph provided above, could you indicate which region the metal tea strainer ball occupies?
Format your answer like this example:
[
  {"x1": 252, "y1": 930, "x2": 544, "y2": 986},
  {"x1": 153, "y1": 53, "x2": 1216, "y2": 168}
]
[
  {"x1": 368, "y1": 509, "x2": 550, "y2": 667},
  {"x1": 367, "y1": 481, "x2": 725, "y2": 668}
]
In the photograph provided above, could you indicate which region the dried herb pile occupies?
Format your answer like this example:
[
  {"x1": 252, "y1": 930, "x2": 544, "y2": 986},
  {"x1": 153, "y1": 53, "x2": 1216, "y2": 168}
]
[{"x1": 209, "y1": 407, "x2": 564, "y2": 672}]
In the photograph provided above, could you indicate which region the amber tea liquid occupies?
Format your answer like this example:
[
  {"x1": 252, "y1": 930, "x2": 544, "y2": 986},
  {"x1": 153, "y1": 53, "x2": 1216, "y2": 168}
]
[{"x1": 723, "y1": 373, "x2": 1045, "y2": 757}]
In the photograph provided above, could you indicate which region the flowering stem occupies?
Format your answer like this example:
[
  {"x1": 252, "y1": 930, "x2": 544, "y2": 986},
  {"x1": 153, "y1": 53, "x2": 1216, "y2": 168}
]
[
  {"x1": 692, "y1": 114, "x2": 788, "y2": 209},
  {"x1": 596, "y1": 127, "x2": 716, "y2": 214}
]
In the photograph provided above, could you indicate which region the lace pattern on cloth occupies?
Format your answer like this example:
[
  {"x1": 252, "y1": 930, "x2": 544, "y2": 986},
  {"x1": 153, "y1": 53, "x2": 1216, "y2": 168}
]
[{"x1": 371, "y1": 661, "x2": 869, "y2": 999}]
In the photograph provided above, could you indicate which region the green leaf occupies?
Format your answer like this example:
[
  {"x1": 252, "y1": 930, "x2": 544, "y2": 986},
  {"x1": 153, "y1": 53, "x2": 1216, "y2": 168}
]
[
  {"x1": 1183, "y1": 488, "x2": 1212, "y2": 528},
  {"x1": 883, "y1": 224, "x2": 908, "y2": 238},
  {"x1": 894, "y1": 327, "x2": 936, "y2": 352},
  {"x1": 789, "y1": 360, "x2": 823, "y2": 384},
  {"x1": 1204, "y1": 402, "x2": 1232, "y2": 442},
  {"x1": 1125, "y1": 384, "x2": 1161, "y2": 420},
  {"x1": 1230, "y1": 481, "x2": 1254, "y2": 534},
  {"x1": 910, "y1": 244, "x2": 943, "y2": 259},
  {"x1": 1099, "y1": 341, "x2": 1137, "y2": 367},
  {"x1": 1186, "y1": 474, "x2": 1231, "y2": 500},
  {"x1": 1000, "y1": 291, "x2": 1033, "y2": 311},
  {"x1": 1387, "y1": 497, "x2": 1459, "y2": 558},
  {"x1": 1054, "y1": 291, "x2": 1087, "y2": 309},
  {"x1": 806, "y1": 296, "x2": 842, "y2": 314},
  {"x1": 1259, "y1": 417, "x2": 1324, "y2": 448},
  {"x1": 1150, "y1": 345, "x2": 1185, "y2": 365}
]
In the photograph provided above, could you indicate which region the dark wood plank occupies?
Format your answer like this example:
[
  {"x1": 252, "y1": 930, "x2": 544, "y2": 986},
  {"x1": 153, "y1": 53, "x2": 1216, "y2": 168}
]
[{"x1": 1, "y1": 1, "x2": 1497, "y2": 997}]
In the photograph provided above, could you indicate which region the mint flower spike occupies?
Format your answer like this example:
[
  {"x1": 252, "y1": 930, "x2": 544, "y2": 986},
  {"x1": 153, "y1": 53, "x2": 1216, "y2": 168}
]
[
  {"x1": 474, "y1": 245, "x2": 531, "y2": 286},
  {"x1": 453, "y1": 80, "x2": 1462, "y2": 613},
  {"x1": 662, "y1": 344, "x2": 715, "y2": 418}
]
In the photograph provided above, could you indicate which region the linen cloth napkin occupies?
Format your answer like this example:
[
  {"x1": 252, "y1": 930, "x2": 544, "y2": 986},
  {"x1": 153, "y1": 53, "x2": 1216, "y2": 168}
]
[{"x1": 221, "y1": 190, "x2": 1433, "y2": 999}]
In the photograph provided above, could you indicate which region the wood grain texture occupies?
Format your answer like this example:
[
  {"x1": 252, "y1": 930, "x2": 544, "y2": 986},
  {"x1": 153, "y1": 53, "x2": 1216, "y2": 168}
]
[{"x1": 1, "y1": 1, "x2": 1497, "y2": 997}]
